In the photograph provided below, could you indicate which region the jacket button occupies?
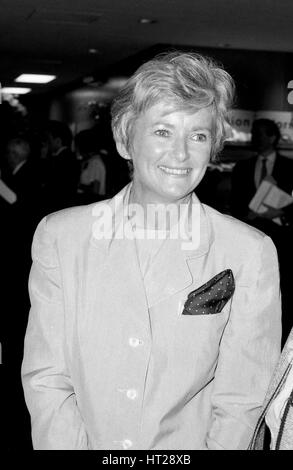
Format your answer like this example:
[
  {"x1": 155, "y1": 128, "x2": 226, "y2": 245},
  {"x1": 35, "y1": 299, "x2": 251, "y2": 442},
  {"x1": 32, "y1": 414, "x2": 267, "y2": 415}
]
[
  {"x1": 126, "y1": 389, "x2": 137, "y2": 400},
  {"x1": 129, "y1": 337, "x2": 143, "y2": 347},
  {"x1": 122, "y1": 439, "x2": 133, "y2": 449}
]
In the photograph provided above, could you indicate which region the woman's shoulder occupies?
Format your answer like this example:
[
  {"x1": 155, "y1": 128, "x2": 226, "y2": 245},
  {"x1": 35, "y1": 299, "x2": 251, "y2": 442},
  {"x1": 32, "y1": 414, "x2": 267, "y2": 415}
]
[
  {"x1": 39, "y1": 199, "x2": 111, "y2": 240},
  {"x1": 202, "y1": 204, "x2": 278, "y2": 279},
  {"x1": 203, "y1": 203, "x2": 268, "y2": 243}
]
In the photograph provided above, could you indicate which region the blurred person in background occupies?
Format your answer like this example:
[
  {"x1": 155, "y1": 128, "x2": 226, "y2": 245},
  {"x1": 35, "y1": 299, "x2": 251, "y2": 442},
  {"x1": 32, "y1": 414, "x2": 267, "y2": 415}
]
[
  {"x1": 2, "y1": 137, "x2": 41, "y2": 215},
  {"x1": 0, "y1": 136, "x2": 42, "y2": 258},
  {"x1": 231, "y1": 119, "x2": 293, "y2": 344},
  {"x1": 43, "y1": 120, "x2": 79, "y2": 212},
  {"x1": 231, "y1": 119, "x2": 293, "y2": 227},
  {"x1": 93, "y1": 106, "x2": 131, "y2": 197},
  {"x1": 75, "y1": 128, "x2": 107, "y2": 204},
  {"x1": 0, "y1": 136, "x2": 41, "y2": 450}
]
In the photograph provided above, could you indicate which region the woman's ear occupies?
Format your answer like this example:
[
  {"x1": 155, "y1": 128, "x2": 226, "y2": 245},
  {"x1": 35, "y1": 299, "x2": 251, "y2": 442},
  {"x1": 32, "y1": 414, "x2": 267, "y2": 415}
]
[{"x1": 116, "y1": 141, "x2": 130, "y2": 160}]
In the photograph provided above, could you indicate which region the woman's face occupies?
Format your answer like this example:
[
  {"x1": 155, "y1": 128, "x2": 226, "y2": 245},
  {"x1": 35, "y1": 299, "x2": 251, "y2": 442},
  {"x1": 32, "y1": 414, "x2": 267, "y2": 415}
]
[{"x1": 119, "y1": 102, "x2": 213, "y2": 206}]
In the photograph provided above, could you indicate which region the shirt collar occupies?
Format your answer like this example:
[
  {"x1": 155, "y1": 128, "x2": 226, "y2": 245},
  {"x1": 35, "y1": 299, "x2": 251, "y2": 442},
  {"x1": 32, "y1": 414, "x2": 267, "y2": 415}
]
[
  {"x1": 12, "y1": 159, "x2": 26, "y2": 175},
  {"x1": 52, "y1": 146, "x2": 68, "y2": 157},
  {"x1": 91, "y1": 182, "x2": 212, "y2": 259}
]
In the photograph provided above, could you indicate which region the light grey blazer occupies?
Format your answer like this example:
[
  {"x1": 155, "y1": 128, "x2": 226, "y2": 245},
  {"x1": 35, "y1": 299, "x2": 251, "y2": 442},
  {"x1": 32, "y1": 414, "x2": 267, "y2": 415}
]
[
  {"x1": 249, "y1": 327, "x2": 293, "y2": 450},
  {"x1": 22, "y1": 183, "x2": 281, "y2": 450}
]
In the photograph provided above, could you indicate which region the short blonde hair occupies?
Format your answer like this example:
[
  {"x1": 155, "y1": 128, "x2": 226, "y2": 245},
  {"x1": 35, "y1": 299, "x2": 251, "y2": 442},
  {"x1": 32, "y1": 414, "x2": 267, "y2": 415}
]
[{"x1": 111, "y1": 51, "x2": 235, "y2": 160}]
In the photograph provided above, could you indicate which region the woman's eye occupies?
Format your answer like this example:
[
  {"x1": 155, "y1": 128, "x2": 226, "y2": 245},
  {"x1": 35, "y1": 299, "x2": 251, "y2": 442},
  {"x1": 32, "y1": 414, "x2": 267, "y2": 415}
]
[
  {"x1": 155, "y1": 129, "x2": 170, "y2": 137},
  {"x1": 191, "y1": 133, "x2": 207, "y2": 142}
]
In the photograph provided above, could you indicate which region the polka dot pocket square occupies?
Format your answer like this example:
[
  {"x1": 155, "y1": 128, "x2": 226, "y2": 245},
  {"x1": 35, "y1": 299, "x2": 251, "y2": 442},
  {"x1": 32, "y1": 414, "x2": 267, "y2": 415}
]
[{"x1": 182, "y1": 269, "x2": 235, "y2": 315}]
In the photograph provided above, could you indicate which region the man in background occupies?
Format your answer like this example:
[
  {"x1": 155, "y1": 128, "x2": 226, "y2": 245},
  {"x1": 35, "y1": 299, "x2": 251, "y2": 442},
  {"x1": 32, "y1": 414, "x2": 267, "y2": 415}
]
[
  {"x1": 1, "y1": 136, "x2": 42, "y2": 255},
  {"x1": 231, "y1": 119, "x2": 293, "y2": 225},
  {"x1": 44, "y1": 120, "x2": 79, "y2": 212},
  {"x1": 231, "y1": 119, "x2": 293, "y2": 344},
  {"x1": 75, "y1": 128, "x2": 107, "y2": 204},
  {"x1": 2, "y1": 137, "x2": 40, "y2": 212},
  {"x1": 0, "y1": 136, "x2": 41, "y2": 450}
]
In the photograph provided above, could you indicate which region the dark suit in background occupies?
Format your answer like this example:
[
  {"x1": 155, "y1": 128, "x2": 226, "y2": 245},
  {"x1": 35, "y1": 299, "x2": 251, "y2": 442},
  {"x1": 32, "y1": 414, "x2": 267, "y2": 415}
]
[
  {"x1": 0, "y1": 152, "x2": 41, "y2": 450},
  {"x1": 231, "y1": 149, "x2": 293, "y2": 345},
  {"x1": 231, "y1": 153, "x2": 293, "y2": 224},
  {"x1": 43, "y1": 120, "x2": 80, "y2": 214},
  {"x1": 42, "y1": 146, "x2": 80, "y2": 213},
  {"x1": 1, "y1": 142, "x2": 43, "y2": 362}
]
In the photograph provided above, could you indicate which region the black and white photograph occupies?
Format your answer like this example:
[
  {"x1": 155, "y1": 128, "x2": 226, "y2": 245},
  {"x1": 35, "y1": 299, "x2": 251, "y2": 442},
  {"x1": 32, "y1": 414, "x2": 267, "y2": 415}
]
[{"x1": 1, "y1": 0, "x2": 293, "y2": 454}]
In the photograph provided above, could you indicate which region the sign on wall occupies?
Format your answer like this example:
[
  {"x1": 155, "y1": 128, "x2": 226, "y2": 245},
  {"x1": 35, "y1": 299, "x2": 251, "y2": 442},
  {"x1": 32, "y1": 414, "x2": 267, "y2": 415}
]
[{"x1": 229, "y1": 109, "x2": 293, "y2": 145}]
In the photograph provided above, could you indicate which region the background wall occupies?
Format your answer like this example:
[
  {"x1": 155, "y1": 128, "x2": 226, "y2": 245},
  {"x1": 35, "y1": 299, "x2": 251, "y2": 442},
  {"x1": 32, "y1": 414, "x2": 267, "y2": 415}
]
[{"x1": 46, "y1": 46, "x2": 293, "y2": 143}]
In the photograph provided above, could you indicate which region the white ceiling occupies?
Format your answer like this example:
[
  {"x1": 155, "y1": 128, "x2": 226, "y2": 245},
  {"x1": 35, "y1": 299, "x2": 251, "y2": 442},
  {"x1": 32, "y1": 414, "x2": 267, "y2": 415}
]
[{"x1": 1, "y1": 0, "x2": 293, "y2": 95}]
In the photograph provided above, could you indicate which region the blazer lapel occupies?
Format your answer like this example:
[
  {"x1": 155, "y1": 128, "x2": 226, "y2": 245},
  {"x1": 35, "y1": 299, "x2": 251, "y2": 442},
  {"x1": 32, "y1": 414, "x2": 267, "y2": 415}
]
[
  {"x1": 89, "y1": 184, "x2": 150, "y2": 329},
  {"x1": 143, "y1": 196, "x2": 212, "y2": 308},
  {"x1": 89, "y1": 186, "x2": 213, "y2": 314}
]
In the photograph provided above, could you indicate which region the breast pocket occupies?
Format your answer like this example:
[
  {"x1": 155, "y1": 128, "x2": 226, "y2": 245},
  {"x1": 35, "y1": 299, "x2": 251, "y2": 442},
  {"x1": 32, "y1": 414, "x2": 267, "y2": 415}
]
[
  {"x1": 182, "y1": 269, "x2": 235, "y2": 316},
  {"x1": 177, "y1": 304, "x2": 229, "y2": 338},
  {"x1": 173, "y1": 300, "x2": 231, "y2": 374}
]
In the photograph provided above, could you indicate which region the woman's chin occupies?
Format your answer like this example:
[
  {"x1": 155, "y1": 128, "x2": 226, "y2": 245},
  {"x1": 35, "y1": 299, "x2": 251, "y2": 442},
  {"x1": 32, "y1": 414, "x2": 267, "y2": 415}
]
[{"x1": 155, "y1": 187, "x2": 194, "y2": 204}]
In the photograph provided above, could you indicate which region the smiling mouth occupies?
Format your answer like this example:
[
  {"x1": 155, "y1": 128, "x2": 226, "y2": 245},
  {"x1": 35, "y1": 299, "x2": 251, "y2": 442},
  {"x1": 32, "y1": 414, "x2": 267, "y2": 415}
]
[{"x1": 158, "y1": 165, "x2": 191, "y2": 175}]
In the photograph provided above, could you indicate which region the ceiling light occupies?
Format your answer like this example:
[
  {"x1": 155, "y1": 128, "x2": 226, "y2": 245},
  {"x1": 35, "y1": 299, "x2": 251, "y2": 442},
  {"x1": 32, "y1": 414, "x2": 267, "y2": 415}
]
[
  {"x1": 27, "y1": 9, "x2": 101, "y2": 26},
  {"x1": 15, "y1": 74, "x2": 56, "y2": 84},
  {"x1": 105, "y1": 77, "x2": 129, "y2": 89},
  {"x1": 217, "y1": 43, "x2": 231, "y2": 48},
  {"x1": 2, "y1": 87, "x2": 32, "y2": 95},
  {"x1": 139, "y1": 18, "x2": 157, "y2": 24},
  {"x1": 83, "y1": 76, "x2": 95, "y2": 84}
]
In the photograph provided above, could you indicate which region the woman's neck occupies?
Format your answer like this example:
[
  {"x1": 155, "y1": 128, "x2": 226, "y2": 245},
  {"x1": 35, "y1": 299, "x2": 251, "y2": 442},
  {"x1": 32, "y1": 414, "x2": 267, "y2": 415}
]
[{"x1": 128, "y1": 187, "x2": 193, "y2": 231}]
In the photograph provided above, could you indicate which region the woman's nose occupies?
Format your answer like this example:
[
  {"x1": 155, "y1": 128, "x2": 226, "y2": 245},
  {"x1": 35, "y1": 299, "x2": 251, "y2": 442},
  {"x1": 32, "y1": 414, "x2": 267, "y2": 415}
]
[{"x1": 172, "y1": 138, "x2": 189, "y2": 162}]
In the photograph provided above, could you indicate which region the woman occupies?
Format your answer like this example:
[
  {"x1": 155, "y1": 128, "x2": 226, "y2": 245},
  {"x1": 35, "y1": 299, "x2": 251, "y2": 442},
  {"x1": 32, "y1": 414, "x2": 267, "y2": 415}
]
[
  {"x1": 22, "y1": 52, "x2": 281, "y2": 450},
  {"x1": 75, "y1": 128, "x2": 107, "y2": 204}
]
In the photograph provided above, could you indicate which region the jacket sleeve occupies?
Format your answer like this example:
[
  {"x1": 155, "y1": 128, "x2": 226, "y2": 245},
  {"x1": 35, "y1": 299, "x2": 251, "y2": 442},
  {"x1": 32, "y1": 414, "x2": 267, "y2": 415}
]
[
  {"x1": 206, "y1": 235, "x2": 282, "y2": 450},
  {"x1": 21, "y1": 217, "x2": 89, "y2": 449}
]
